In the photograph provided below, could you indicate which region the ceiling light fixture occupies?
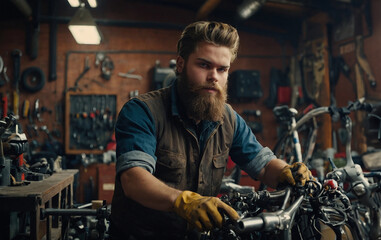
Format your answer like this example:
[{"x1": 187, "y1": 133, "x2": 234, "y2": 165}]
[
  {"x1": 68, "y1": 0, "x2": 97, "y2": 8},
  {"x1": 87, "y1": 0, "x2": 97, "y2": 8},
  {"x1": 68, "y1": 4, "x2": 102, "y2": 45},
  {"x1": 67, "y1": 0, "x2": 81, "y2": 7},
  {"x1": 237, "y1": 0, "x2": 267, "y2": 19}
]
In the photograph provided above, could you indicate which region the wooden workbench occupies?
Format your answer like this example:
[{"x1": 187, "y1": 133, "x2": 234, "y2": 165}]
[{"x1": 0, "y1": 169, "x2": 78, "y2": 240}]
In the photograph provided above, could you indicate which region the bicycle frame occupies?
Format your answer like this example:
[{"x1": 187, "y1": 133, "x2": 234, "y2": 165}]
[{"x1": 273, "y1": 106, "x2": 323, "y2": 166}]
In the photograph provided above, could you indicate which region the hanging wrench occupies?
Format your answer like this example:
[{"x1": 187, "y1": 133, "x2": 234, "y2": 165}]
[
  {"x1": 71, "y1": 56, "x2": 90, "y2": 91},
  {"x1": 118, "y1": 68, "x2": 142, "y2": 81},
  {"x1": 12, "y1": 49, "x2": 22, "y2": 118},
  {"x1": 34, "y1": 99, "x2": 43, "y2": 122},
  {"x1": 0, "y1": 56, "x2": 5, "y2": 86},
  {"x1": 0, "y1": 55, "x2": 10, "y2": 84}
]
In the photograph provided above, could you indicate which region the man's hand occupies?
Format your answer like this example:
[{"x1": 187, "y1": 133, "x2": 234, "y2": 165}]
[
  {"x1": 278, "y1": 162, "x2": 312, "y2": 187},
  {"x1": 173, "y1": 191, "x2": 239, "y2": 232}
]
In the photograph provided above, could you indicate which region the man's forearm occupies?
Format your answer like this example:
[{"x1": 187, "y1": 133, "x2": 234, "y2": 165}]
[
  {"x1": 120, "y1": 167, "x2": 182, "y2": 211},
  {"x1": 257, "y1": 159, "x2": 288, "y2": 188}
]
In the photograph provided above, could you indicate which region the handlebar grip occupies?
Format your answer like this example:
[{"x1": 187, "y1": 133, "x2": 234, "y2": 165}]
[{"x1": 237, "y1": 216, "x2": 265, "y2": 232}]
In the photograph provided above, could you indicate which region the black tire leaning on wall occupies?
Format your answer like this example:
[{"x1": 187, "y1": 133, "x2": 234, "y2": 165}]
[{"x1": 21, "y1": 66, "x2": 46, "y2": 93}]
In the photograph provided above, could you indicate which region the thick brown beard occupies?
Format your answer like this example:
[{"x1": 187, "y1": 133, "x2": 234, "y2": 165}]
[{"x1": 178, "y1": 71, "x2": 227, "y2": 122}]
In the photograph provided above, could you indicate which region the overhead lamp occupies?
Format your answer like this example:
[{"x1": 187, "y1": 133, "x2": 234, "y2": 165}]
[
  {"x1": 68, "y1": 5, "x2": 102, "y2": 45},
  {"x1": 87, "y1": 0, "x2": 97, "y2": 8},
  {"x1": 68, "y1": 0, "x2": 97, "y2": 8},
  {"x1": 67, "y1": 0, "x2": 80, "y2": 7},
  {"x1": 237, "y1": 0, "x2": 266, "y2": 19}
]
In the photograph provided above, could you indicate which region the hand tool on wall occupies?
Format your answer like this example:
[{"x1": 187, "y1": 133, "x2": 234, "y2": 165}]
[
  {"x1": 355, "y1": 35, "x2": 376, "y2": 88},
  {"x1": 0, "y1": 56, "x2": 6, "y2": 87},
  {"x1": 2, "y1": 66, "x2": 10, "y2": 84},
  {"x1": 354, "y1": 63, "x2": 367, "y2": 154},
  {"x1": 101, "y1": 56, "x2": 114, "y2": 80},
  {"x1": 11, "y1": 49, "x2": 22, "y2": 119},
  {"x1": 70, "y1": 57, "x2": 90, "y2": 92},
  {"x1": 34, "y1": 99, "x2": 42, "y2": 122},
  {"x1": 95, "y1": 52, "x2": 105, "y2": 67},
  {"x1": 21, "y1": 99, "x2": 30, "y2": 119},
  {"x1": 118, "y1": 68, "x2": 142, "y2": 81}
]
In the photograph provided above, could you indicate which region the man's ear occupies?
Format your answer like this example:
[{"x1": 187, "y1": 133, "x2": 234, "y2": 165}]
[{"x1": 176, "y1": 56, "x2": 184, "y2": 74}]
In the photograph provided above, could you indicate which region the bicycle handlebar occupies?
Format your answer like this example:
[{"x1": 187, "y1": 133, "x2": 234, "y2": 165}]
[
  {"x1": 288, "y1": 98, "x2": 372, "y2": 135},
  {"x1": 237, "y1": 193, "x2": 303, "y2": 233},
  {"x1": 214, "y1": 180, "x2": 352, "y2": 239}
]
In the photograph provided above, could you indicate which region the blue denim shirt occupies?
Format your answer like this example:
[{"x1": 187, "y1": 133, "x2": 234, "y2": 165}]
[{"x1": 115, "y1": 83, "x2": 276, "y2": 180}]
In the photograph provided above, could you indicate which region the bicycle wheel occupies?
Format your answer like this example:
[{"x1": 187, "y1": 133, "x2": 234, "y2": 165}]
[
  {"x1": 318, "y1": 222, "x2": 359, "y2": 240},
  {"x1": 291, "y1": 214, "x2": 321, "y2": 240},
  {"x1": 319, "y1": 211, "x2": 363, "y2": 240},
  {"x1": 273, "y1": 133, "x2": 295, "y2": 164},
  {"x1": 273, "y1": 122, "x2": 315, "y2": 165},
  {"x1": 351, "y1": 198, "x2": 381, "y2": 240},
  {"x1": 291, "y1": 205, "x2": 363, "y2": 240}
]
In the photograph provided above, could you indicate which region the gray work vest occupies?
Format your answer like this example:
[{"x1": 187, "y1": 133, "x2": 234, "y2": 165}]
[{"x1": 110, "y1": 86, "x2": 236, "y2": 239}]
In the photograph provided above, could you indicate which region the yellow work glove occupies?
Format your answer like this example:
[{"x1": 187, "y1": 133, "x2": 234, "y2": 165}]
[
  {"x1": 173, "y1": 191, "x2": 239, "y2": 232},
  {"x1": 278, "y1": 162, "x2": 311, "y2": 187}
]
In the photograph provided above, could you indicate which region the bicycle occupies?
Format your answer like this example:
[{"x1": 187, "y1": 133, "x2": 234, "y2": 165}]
[
  {"x1": 272, "y1": 98, "x2": 381, "y2": 239},
  {"x1": 272, "y1": 98, "x2": 372, "y2": 177},
  {"x1": 207, "y1": 179, "x2": 361, "y2": 240}
]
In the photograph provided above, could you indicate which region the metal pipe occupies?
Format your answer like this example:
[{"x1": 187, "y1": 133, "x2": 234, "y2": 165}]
[
  {"x1": 48, "y1": 0, "x2": 57, "y2": 81},
  {"x1": 41, "y1": 208, "x2": 97, "y2": 219}
]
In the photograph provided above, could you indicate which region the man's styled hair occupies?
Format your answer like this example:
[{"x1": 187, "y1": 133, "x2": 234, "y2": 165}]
[{"x1": 177, "y1": 21, "x2": 240, "y2": 63}]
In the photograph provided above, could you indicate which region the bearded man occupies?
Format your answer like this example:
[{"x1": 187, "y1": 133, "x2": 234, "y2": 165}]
[{"x1": 109, "y1": 21, "x2": 311, "y2": 240}]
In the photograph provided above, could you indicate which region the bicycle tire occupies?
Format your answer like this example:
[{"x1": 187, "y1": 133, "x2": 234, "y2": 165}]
[
  {"x1": 21, "y1": 66, "x2": 46, "y2": 93},
  {"x1": 292, "y1": 214, "x2": 321, "y2": 240},
  {"x1": 289, "y1": 202, "x2": 363, "y2": 240},
  {"x1": 322, "y1": 211, "x2": 363, "y2": 240},
  {"x1": 273, "y1": 124, "x2": 313, "y2": 165},
  {"x1": 351, "y1": 199, "x2": 381, "y2": 240},
  {"x1": 273, "y1": 132, "x2": 295, "y2": 164}
]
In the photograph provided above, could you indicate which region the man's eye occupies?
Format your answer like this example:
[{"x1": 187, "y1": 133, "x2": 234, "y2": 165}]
[
  {"x1": 199, "y1": 63, "x2": 209, "y2": 68},
  {"x1": 218, "y1": 68, "x2": 228, "y2": 73}
]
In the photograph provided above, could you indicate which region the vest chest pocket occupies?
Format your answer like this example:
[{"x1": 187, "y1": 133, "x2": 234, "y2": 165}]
[
  {"x1": 211, "y1": 150, "x2": 229, "y2": 195},
  {"x1": 154, "y1": 149, "x2": 186, "y2": 185}
]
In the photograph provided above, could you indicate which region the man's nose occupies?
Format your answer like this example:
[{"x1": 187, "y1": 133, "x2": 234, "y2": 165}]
[{"x1": 207, "y1": 68, "x2": 218, "y2": 82}]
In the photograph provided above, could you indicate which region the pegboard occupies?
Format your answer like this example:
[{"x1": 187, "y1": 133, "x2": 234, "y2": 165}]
[{"x1": 65, "y1": 91, "x2": 117, "y2": 154}]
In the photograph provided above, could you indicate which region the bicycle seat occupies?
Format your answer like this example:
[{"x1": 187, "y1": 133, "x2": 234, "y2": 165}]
[{"x1": 273, "y1": 105, "x2": 298, "y2": 123}]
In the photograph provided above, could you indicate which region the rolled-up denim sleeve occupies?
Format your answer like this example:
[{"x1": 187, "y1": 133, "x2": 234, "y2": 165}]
[
  {"x1": 229, "y1": 112, "x2": 276, "y2": 179},
  {"x1": 115, "y1": 99, "x2": 157, "y2": 177}
]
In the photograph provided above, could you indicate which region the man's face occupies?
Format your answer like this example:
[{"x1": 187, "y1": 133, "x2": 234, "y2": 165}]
[{"x1": 177, "y1": 42, "x2": 232, "y2": 122}]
